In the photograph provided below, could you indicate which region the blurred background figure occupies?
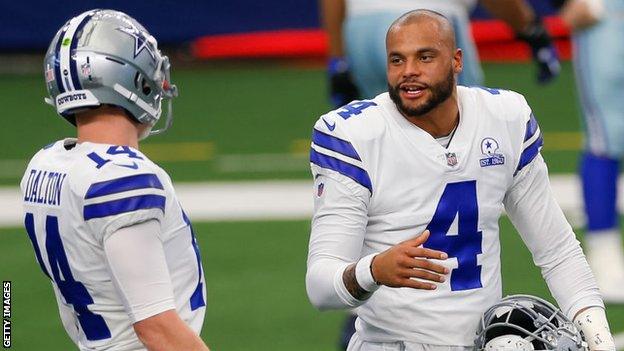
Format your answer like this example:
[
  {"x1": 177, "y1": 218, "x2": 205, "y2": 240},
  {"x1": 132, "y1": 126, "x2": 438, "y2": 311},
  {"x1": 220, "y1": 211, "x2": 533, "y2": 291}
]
[
  {"x1": 556, "y1": 0, "x2": 624, "y2": 303},
  {"x1": 320, "y1": 0, "x2": 562, "y2": 108}
]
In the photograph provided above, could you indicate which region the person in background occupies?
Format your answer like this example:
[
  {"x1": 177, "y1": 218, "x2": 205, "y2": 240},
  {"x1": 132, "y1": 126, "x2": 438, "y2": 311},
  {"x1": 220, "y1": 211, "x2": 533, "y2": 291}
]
[
  {"x1": 321, "y1": 0, "x2": 561, "y2": 108},
  {"x1": 556, "y1": 0, "x2": 624, "y2": 303}
]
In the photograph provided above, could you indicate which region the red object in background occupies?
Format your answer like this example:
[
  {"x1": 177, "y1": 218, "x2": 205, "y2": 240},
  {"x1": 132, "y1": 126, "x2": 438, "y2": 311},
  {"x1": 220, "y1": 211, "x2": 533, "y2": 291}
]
[
  {"x1": 192, "y1": 29, "x2": 327, "y2": 59},
  {"x1": 470, "y1": 16, "x2": 571, "y2": 61},
  {"x1": 192, "y1": 16, "x2": 572, "y2": 61}
]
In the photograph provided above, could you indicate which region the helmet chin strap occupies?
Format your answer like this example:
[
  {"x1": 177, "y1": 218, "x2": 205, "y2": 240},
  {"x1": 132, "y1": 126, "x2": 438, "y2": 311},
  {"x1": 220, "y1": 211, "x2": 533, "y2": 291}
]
[{"x1": 113, "y1": 83, "x2": 160, "y2": 117}]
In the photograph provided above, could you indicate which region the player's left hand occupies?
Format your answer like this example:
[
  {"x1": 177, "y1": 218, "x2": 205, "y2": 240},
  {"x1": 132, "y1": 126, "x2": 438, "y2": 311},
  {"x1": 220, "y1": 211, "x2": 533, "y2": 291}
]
[
  {"x1": 516, "y1": 17, "x2": 561, "y2": 84},
  {"x1": 328, "y1": 57, "x2": 361, "y2": 108}
]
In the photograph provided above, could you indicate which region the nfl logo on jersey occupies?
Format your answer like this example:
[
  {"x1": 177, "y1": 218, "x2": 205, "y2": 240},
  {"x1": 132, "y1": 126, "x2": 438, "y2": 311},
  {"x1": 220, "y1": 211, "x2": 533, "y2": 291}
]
[
  {"x1": 317, "y1": 182, "x2": 324, "y2": 197},
  {"x1": 445, "y1": 153, "x2": 458, "y2": 167}
]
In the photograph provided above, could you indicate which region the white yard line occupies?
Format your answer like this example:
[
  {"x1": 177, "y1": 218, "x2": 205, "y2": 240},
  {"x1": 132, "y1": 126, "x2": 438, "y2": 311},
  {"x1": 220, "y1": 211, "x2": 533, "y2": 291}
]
[
  {"x1": 613, "y1": 333, "x2": 624, "y2": 350},
  {"x1": 615, "y1": 331, "x2": 624, "y2": 350},
  {"x1": 0, "y1": 180, "x2": 315, "y2": 227},
  {"x1": 0, "y1": 174, "x2": 611, "y2": 228}
]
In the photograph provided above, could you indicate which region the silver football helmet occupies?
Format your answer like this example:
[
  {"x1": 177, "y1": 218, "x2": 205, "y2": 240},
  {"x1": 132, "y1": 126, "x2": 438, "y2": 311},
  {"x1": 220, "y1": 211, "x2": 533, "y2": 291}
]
[
  {"x1": 475, "y1": 295, "x2": 587, "y2": 351},
  {"x1": 43, "y1": 9, "x2": 178, "y2": 138}
]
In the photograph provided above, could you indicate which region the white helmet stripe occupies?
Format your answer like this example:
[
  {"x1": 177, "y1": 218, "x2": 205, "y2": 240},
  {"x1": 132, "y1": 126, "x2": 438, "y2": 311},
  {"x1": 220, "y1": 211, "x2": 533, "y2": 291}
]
[
  {"x1": 58, "y1": 10, "x2": 96, "y2": 92},
  {"x1": 53, "y1": 25, "x2": 69, "y2": 93},
  {"x1": 68, "y1": 13, "x2": 95, "y2": 90}
]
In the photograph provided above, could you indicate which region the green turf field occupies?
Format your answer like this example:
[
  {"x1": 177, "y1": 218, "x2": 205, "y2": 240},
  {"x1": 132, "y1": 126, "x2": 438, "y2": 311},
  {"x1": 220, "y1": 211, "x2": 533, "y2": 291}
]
[
  {"x1": 2, "y1": 219, "x2": 623, "y2": 350},
  {"x1": 0, "y1": 61, "x2": 583, "y2": 185}
]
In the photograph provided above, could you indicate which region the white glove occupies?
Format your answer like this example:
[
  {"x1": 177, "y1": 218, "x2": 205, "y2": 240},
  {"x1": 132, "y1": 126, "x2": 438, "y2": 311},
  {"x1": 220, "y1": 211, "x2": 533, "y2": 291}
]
[{"x1": 574, "y1": 307, "x2": 616, "y2": 351}]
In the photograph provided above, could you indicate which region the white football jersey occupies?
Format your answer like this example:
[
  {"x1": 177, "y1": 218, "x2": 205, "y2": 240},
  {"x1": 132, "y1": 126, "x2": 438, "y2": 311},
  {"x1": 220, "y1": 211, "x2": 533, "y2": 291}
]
[
  {"x1": 21, "y1": 139, "x2": 206, "y2": 350},
  {"x1": 307, "y1": 86, "x2": 601, "y2": 346}
]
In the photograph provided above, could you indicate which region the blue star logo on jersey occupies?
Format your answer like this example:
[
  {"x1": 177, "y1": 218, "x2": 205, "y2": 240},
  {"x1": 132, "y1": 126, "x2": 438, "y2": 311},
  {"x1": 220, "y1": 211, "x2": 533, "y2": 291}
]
[
  {"x1": 479, "y1": 137, "x2": 505, "y2": 167},
  {"x1": 116, "y1": 25, "x2": 156, "y2": 61}
]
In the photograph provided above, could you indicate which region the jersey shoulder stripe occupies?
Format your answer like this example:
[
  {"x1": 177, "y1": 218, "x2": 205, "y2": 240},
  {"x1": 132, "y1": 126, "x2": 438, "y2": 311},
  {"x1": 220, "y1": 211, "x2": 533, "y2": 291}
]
[
  {"x1": 312, "y1": 128, "x2": 361, "y2": 161},
  {"x1": 515, "y1": 111, "x2": 543, "y2": 173},
  {"x1": 85, "y1": 173, "x2": 164, "y2": 199},
  {"x1": 310, "y1": 149, "x2": 372, "y2": 193},
  {"x1": 83, "y1": 194, "x2": 166, "y2": 220},
  {"x1": 516, "y1": 132, "x2": 544, "y2": 173},
  {"x1": 524, "y1": 113, "x2": 539, "y2": 142}
]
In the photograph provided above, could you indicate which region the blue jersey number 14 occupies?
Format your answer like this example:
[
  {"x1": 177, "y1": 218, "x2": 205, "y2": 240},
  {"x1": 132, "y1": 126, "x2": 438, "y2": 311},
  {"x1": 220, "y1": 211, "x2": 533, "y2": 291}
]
[
  {"x1": 25, "y1": 213, "x2": 111, "y2": 340},
  {"x1": 424, "y1": 180, "x2": 483, "y2": 291}
]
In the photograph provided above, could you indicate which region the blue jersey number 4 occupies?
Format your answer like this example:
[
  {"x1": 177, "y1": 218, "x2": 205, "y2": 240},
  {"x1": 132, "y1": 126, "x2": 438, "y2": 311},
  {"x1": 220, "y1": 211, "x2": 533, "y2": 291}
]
[
  {"x1": 424, "y1": 181, "x2": 483, "y2": 291},
  {"x1": 25, "y1": 213, "x2": 111, "y2": 340},
  {"x1": 337, "y1": 101, "x2": 377, "y2": 119}
]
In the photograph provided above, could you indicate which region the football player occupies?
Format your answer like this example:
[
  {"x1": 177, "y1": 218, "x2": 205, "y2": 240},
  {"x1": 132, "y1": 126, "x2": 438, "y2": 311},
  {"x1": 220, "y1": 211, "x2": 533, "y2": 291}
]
[
  {"x1": 320, "y1": 0, "x2": 561, "y2": 108},
  {"x1": 306, "y1": 10, "x2": 614, "y2": 351},
  {"x1": 556, "y1": 0, "x2": 624, "y2": 303},
  {"x1": 22, "y1": 9, "x2": 209, "y2": 350}
]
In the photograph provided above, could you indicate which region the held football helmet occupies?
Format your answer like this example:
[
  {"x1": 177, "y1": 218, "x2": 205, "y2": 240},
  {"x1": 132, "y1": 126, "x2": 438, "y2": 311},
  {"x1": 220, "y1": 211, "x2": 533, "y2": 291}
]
[
  {"x1": 475, "y1": 295, "x2": 587, "y2": 351},
  {"x1": 43, "y1": 9, "x2": 178, "y2": 138}
]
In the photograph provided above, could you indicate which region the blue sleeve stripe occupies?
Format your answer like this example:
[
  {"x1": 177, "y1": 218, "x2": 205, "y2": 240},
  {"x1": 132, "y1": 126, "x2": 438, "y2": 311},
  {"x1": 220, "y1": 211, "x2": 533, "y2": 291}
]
[
  {"x1": 312, "y1": 129, "x2": 361, "y2": 161},
  {"x1": 524, "y1": 113, "x2": 539, "y2": 142},
  {"x1": 517, "y1": 133, "x2": 544, "y2": 172},
  {"x1": 310, "y1": 149, "x2": 372, "y2": 193},
  {"x1": 85, "y1": 174, "x2": 163, "y2": 199},
  {"x1": 83, "y1": 194, "x2": 166, "y2": 220}
]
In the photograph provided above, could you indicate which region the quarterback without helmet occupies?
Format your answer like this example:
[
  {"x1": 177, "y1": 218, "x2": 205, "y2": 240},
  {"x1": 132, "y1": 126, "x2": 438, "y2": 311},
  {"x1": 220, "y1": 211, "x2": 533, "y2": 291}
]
[
  {"x1": 306, "y1": 10, "x2": 614, "y2": 351},
  {"x1": 22, "y1": 9, "x2": 209, "y2": 351}
]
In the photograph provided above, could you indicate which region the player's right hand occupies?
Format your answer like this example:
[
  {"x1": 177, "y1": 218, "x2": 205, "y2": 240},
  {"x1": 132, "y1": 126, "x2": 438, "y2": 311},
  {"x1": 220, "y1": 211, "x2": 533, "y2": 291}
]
[
  {"x1": 328, "y1": 57, "x2": 361, "y2": 108},
  {"x1": 371, "y1": 230, "x2": 449, "y2": 290}
]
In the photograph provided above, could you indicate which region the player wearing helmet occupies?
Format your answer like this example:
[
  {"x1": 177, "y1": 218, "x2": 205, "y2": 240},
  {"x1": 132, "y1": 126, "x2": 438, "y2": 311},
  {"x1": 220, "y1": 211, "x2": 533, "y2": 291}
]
[{"x1": 23, "y1": 9, "x2": 209, "y2": 351}]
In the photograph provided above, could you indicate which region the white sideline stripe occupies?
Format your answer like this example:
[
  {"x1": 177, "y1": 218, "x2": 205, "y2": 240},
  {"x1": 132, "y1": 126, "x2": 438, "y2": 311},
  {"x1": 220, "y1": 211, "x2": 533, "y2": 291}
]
[
  {"x1": 3, "y1": 174, "x2": 624, "y2": 228},
  {"x1": 616, "y1": 332, "x2": 624, "y2": 351}
]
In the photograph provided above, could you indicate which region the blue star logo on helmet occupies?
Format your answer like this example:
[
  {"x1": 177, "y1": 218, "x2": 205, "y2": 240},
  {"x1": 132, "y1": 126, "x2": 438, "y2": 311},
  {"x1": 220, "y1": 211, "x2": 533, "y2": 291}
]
[{"x1": 116, "y1": 25, "x2": 156, "y2": 61}]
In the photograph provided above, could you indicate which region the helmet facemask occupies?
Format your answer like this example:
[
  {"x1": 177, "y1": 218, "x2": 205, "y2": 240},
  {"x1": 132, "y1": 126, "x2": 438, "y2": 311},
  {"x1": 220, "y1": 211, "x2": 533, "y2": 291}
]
[{"x1": 475, "y1": 295, "x2": 588, "y2": 351}]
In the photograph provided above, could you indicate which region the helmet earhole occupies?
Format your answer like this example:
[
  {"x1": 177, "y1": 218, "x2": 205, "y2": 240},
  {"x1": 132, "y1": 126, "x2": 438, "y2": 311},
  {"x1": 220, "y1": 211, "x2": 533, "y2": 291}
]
[{"x1": 141, "y1": 78, "x2": 151, "y2": 95}]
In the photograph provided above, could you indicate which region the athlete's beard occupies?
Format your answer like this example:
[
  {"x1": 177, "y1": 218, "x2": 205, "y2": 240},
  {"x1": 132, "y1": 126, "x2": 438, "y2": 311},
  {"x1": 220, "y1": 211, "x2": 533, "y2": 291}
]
[{"x1": 388, "y1": 67, "x2": 455, "y2": 118}]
